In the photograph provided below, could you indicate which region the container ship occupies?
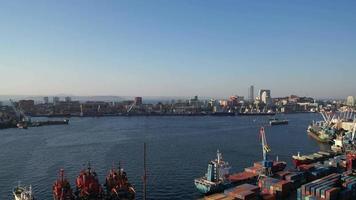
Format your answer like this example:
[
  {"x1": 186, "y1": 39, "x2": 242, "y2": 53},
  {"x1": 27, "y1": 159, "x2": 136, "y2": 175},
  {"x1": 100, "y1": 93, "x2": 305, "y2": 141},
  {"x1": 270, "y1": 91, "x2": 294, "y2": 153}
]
[
  {"x1": 53, "y1": 169, "x2": 75, "y2": 200},
  {"x1": 292, "y1": 151, "x2": 337, "y2": 168},
  {"x1": 105, "y1": 163, "x2": 136, "y2": 200},
  {"x1": 13, "y1": 184, "x2": 34, "y2": 200}
]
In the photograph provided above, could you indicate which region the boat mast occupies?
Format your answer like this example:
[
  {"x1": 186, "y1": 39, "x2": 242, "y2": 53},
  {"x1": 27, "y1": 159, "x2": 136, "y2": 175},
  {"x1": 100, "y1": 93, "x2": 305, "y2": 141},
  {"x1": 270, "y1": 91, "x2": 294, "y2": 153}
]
[{"x1": 143, "y1": 142, "x2": 147, "y2": 200}]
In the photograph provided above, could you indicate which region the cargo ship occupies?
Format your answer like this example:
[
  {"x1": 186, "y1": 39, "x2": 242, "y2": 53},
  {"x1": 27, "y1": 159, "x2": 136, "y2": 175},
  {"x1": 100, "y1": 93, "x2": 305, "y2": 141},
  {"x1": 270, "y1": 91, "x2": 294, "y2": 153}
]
[
  {"x1": 194, "y1": 150, "x2": 233, "y2": 194},
  {"x1": 292, "y1": 151, "x2": 336, "y2": 167},
  {"x1": 31, "y1": 119, "x2": 69, "y2": 127},
  {"x1": 105, "y1": 163, "x2": 136, "y2": 200},
  {"x1": 53, "y1": 169, "x2": 75, "y2": 200},
  {"x1": 13, "y1": 184, "x2": 34, "y2": 200},
  {"x1": 75, "y1": 164, "x2": 104, "y2": 200},
  {"x1": 238, "y1": 112, "x2": 275, "y2": 116},
  {"x1": 307, "y1": 125, "x2": 332, "y2": 143}
]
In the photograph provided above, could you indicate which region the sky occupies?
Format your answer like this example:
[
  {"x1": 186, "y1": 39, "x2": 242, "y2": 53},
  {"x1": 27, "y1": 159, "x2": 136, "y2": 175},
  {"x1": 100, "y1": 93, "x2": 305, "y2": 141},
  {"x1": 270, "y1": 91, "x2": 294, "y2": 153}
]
[{"x1": 0, "y1": 0, "x2": 355, "y2": 99}]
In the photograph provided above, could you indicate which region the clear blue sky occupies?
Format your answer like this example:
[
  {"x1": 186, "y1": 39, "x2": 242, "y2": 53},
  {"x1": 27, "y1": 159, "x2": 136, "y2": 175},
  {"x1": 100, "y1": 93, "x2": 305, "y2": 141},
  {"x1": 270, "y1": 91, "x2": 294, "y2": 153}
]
[{"x1": 0, "y1": 0, "x2": 355, "y2": 99}]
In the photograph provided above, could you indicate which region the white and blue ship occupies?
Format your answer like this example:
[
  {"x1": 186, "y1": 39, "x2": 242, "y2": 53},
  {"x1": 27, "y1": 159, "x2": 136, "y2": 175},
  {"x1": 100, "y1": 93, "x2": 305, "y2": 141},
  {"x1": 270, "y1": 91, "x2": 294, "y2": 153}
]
[{"x1": 194, "y1": 150, "x2": 232, "y2": 194}]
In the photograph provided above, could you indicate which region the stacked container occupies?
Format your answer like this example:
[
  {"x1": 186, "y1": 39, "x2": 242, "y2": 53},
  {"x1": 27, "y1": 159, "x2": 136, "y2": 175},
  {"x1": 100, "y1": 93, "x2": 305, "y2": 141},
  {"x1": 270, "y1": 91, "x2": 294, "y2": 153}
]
[{"x1": 224, "y1": 184, "x2": 260, "y2": 200}]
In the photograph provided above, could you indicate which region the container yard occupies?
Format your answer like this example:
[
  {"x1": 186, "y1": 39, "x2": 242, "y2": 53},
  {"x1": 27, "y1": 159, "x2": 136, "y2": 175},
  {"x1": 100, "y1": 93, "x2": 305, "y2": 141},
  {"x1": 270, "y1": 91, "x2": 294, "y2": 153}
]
[{"x1": 199, "y1": 126, "x2": 356, "y2": 200}]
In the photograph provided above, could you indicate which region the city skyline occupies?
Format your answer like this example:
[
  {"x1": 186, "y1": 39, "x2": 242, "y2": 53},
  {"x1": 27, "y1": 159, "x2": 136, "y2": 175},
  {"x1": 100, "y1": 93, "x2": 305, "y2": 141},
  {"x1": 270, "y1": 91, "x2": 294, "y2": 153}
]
[{"x1": 1, "y1": 1, "x2": 356, "y2": 98}]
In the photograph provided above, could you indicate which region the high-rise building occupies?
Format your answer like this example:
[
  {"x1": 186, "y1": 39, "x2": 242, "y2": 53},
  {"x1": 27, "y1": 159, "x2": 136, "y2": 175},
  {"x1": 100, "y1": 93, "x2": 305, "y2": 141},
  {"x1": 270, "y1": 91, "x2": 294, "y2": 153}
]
[
  {"x1": 259, "y1": 89, "x2": 272, "y2": 105},
  {"x1": 43, "y1": 97, "x2": 49, "y2": 104},
  {"x1": 65, "y1": 96, "x2": 72, "y2": 102},
  {"x1": 134, "y1": 97, "x2": 143, "y2": 105},
  {"x1": 248, "y1": 85, "x2": 254, "y2": 102},
  {"x1": 53, "y1": 96, "x2": 60, "y2": 105},
  {"x1": 346, "y1": 96, "x2": 355, "y2": 106}
]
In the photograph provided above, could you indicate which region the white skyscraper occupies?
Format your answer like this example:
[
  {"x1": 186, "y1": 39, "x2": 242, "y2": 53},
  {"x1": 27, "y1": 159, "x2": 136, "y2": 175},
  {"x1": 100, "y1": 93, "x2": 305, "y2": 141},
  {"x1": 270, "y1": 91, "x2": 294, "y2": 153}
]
[{"x1": 259, "y1": 89, "x2": 272, "y2": 105}]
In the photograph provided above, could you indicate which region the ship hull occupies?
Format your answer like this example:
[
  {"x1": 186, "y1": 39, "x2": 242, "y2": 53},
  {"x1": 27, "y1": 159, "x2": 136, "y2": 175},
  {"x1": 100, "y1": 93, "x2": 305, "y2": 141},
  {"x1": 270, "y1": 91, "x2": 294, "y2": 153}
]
[
  {"x1": 238, "y1": 112, "x2": 276, "y2": 116},
  {"x1": 270, "y1": 120, "x2": 288, "y2": 126},
  {"x1": 194, "y1": 181, "x2": 233, "y2": 195}
]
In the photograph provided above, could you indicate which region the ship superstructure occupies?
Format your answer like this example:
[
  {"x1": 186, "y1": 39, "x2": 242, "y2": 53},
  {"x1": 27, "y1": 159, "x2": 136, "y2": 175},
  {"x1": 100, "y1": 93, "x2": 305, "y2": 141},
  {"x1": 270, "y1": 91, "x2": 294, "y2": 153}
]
[
  {"x1": 194, "y1": 150, "x2": 232, "y2": 194},
  {"x1": 105, "y1": 163, "x2": 136, "y2": 200},
  {"x1": 52, "y1": 169, "x2": 74, "y2": 200},
  {"x1": 13, "y1": 184, "x2": 34, "y2": 200}
]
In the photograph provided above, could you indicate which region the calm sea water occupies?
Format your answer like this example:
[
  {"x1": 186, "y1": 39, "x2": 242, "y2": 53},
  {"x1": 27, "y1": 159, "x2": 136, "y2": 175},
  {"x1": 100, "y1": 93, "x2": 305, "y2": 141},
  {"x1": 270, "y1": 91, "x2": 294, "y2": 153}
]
[{"x1": 0, "y1": 113, "x2": 328, "y2": 200}]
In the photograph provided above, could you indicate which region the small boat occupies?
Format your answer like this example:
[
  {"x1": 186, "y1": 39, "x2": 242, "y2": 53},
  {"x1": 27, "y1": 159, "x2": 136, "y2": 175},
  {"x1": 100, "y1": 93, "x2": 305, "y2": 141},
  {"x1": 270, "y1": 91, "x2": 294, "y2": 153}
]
[
  {"x1": 269, "y1": 118, "x2": 288, "y2": 126},
  {"x1": 17, "y1": 121, "x2": 28, "y2": 129},
  {"x1": 13, "y1": 183, "x2": 34, "y2": 200}
]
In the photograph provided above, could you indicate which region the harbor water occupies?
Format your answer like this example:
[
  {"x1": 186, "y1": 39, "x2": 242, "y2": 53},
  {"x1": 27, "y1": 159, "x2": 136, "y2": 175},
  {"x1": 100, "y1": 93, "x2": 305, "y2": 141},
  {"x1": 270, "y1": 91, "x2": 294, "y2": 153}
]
[{"x1": 0, "y1": 113, "x2": 329, "y2": 199}]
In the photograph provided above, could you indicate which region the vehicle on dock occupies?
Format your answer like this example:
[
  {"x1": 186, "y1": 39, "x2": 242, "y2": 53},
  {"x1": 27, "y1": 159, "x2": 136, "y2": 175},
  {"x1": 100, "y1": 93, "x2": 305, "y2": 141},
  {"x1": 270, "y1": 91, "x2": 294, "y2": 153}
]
[
  {"x1": 53, "y1": 169, "x2": 74, "y2": 200},
  {"x1": 104, "y1": 163, "x2": 136, "y2": 200},
  {"x1": 13, "y1": 184, "x2": 34, "y2": 200}
]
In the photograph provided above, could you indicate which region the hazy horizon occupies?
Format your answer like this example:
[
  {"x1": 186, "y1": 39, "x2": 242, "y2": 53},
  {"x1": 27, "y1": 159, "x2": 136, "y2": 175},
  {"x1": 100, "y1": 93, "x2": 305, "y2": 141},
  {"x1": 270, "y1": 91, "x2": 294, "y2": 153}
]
[{"x1": 1, "y1": 1, "x2": 355, "y2": 98}]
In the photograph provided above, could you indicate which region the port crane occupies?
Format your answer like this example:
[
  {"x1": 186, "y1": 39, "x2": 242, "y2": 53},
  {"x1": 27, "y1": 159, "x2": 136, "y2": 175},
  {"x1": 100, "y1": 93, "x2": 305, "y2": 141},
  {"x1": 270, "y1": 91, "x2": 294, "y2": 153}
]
[
  {"x1": 9, "y1": 99, "x2": 30, "y2": 122},
  {"x1": 127, "y1": 100, "x2": 137, "y2": 114},
  {"x1": 259, "y1": 127, "x2": 273, "y2": 177}
]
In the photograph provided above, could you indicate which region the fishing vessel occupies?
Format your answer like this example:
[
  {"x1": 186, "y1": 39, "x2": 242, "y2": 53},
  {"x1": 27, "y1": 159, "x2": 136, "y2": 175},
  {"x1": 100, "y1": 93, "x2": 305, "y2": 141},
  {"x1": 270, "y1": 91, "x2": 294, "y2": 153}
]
[
  {"x1": 13, "y1": 184, "x2": 34, "y2": 200},
  {"x1": 105, "y1": 163, "x2": 136, "y2": 200},
  {"x1": 53, "y1": 169, "x2": 74, "y2": 200},
  {"x1": 75, "y1": 164, "x2": 104, "y2": 200}
]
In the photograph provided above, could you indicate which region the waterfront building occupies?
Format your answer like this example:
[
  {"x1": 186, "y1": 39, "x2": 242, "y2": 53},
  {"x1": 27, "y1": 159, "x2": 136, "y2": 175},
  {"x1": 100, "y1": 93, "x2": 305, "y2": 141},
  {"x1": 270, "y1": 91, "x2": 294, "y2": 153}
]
[
  {"x1": 18, "y1": 100, "x2": 35, "y2": 115},
  {"x1": 65, "y1": 96, "x2": 72, "y2": 102},
  {"x1": 43, "y1": 97, "x2": 49, "y2": 104},
  {"x1": 346, "y1": 96, "x2": 355, "y2": 106},
  {"x1": 134, "y1": 97, "x2": 143, "y2": 105}
]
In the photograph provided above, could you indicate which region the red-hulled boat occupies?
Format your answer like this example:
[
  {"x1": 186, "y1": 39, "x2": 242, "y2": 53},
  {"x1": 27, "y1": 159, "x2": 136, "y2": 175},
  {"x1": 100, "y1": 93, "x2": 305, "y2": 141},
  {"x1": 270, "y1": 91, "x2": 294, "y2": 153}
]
[
  {"x1": 105, "y1": 163, "x2": 135, "y2": 200},
  {"x1": 53, "y1": 169, "x2": 75, "y2": 200},
  {"x1": 75, "y1": 164, "x2": 104, "y2": 200}
]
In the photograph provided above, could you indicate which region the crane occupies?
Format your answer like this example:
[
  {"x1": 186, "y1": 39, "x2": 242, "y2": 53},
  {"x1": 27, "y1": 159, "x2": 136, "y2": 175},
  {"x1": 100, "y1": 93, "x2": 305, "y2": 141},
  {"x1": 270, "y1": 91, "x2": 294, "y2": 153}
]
[
  {"x1": 9, "y1": 99, "x2": 30, "y2": 122},
  {"x1": 259, "y1": 127, "x2": 272, "y2": 177},
  {"x1": 127, "y1": 100, "x2": 136, "y2": 114}
]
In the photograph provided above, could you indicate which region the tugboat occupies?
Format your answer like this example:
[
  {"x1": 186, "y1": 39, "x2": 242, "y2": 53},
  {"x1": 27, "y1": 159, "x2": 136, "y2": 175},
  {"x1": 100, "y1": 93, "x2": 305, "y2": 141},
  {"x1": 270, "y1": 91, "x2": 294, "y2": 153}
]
[
  {"x1": 75, "y1": 164, "x2": 104, "y2": 200},
  {"x1": 105, "y1": 163, "x2": 136, "y2": 200},
  {"x1": 53, "y1": 169, "x2": 75, "y2": 200},
  {"x1": 194, "y1": 150, "x2": 232, "y2": 194},
  {"x1": 13, "y1": 183, "x2": 34, "y2": 200}
]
